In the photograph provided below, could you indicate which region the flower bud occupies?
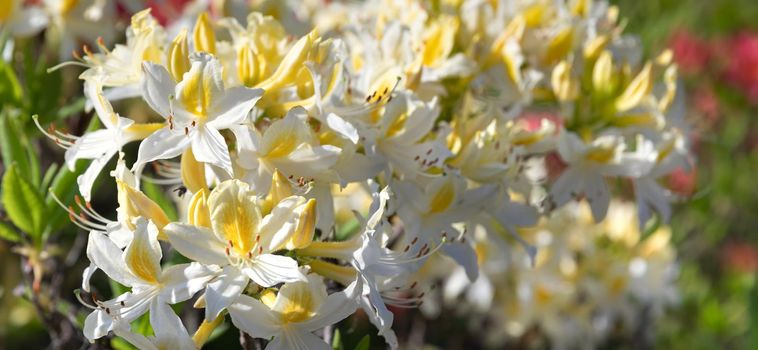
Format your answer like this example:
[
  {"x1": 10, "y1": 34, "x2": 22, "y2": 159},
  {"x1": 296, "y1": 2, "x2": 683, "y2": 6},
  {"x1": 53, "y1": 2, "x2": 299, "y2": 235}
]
[
  {"x1": 181, "y1": 148, "x2": 207, "y2": 194},
  {"x1": 193, "y1": 12, "x2": 216, "y2": 54},
  {"x1": 286, "y1": 199, "x2": 317, "y2": 250},
  {"x1": 168, "y1": 29, "x2": 190, "y2": 82}
]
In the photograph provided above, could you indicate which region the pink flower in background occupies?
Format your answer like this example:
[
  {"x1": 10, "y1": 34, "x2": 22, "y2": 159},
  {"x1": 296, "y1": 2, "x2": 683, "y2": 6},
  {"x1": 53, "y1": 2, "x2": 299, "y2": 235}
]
[
  {"x1": 667, "y1": 167, "x2": 697, "y2": 196},
  {"x1": 517, "y1": 111, "x2": 563, "y2": 132},
  {"x1": 693, "y1": 87, "x2": 720, "y2": 123},
  {"x1": 724, "y1": 33, "x2": 758, "y2": 104},
  {"x1": 670, "y1": 30, "x2": 711, "y2": 75},
  {"x1": 722, "y1": 242, "x2": 758, "y2": 273}
]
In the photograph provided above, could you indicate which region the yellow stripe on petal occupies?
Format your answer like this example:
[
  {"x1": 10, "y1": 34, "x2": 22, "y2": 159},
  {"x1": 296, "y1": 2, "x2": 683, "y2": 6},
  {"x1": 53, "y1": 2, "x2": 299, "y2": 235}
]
[
  {"x1": 544, "y1": 28, "x2": 575, "y2": 65},
  {"x1": 124, "y1": 220, "x2": 162, "y2": 284},
  {"x1": 428, "y1": 178, "x2": 456, "y2": 214},
  {"x1": 117, "y1": 181, "x2": 170, "y2": 235},
  {"x1": 209, "y1": 180, "x2": 260, "y2": 255},
  {"x1": 237, "y1": 43, "x2": 258, "y2": 87},
  {"x1": 61, "y1": 0, "x2": 80, "y2": 16}
]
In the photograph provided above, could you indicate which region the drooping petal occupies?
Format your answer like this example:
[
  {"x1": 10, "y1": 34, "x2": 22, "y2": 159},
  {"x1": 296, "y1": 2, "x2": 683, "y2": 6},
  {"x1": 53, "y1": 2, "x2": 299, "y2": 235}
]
[
  {"x1": 123, "y1": 219, "x2": 163, "y2": 285},
  {"x1": 192, "y1": 126, "x2": 233, "y2": 175},
  {"x1": 268, "y1": 330, "x2": 331, "y2": 350},
  {"x1": 442, "y1": 240, "x2": 479, "y2": 281},
  {"x1": 149, "y1": 300, "x2": 196, "y2": 350},
  {"x1": 87, "y1": 231, "x2": 139, "y2": 287},
  {"x1": 77, "y1": 149, "x2": 118, "y2": 201},
  {"x1": 83, "y1": 309, "x2": 113, "y2": 341},
  {"x1": 205, "y1": 266, "x2": 248, "y2": 321}
]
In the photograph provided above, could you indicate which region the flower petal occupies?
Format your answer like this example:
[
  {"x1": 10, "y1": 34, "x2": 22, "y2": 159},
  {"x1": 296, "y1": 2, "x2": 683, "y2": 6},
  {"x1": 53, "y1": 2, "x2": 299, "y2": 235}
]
[
  {"x1": 141, "y1": 62, "x2": 175, "y2": 118},
  {"x1": 163, "y1": 223, "x2": 229, "y2": 265},
  {"x1": 243, "y1": 254, "x2": 306, "y2": 287},
  {"x1": 205, "y1": 266, "x2": 248, "y2": 321},
  {"x1": 158, "y1": 262, "x2": 217, "y2": 304},
  {"x1": 87, "y1": 231, "x2": 139, "y2": 287},
  {"x1": 207, "y1": 86, "x2": 264, "y2": 128},
  {"x1": 228, "y1": 294, "x2": 281, "y2": 339},
  {"x1": 134, "y1": 127, "x2": 191, "y2": 172},
  {"x1": 192, "y1": 126, "x2": 233, "y2": 176}
]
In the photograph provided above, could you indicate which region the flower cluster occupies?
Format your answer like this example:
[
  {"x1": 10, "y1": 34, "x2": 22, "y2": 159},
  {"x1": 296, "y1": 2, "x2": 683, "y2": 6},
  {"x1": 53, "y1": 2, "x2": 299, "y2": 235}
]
[
  {"x1": 429, "y1": 200, "x2": 678, "y2": 348},
  {"x1": 31, "y1": 0, "x2": 692, "y2": 348}
]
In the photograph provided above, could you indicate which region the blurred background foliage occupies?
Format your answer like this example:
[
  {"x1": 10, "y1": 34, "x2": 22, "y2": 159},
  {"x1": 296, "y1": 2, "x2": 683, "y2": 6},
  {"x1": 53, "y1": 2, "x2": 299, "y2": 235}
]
[
  {"x1": 610, "y1": 0, "x2": 758, "y2": 348},
  {"x1": 0, "y1": 0, "x2": 756, "y2": 348}
]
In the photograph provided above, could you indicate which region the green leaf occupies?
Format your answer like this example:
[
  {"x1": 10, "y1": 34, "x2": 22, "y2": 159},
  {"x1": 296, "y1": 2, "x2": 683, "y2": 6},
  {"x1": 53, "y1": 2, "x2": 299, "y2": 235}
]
[
  {"x1": 0, "y1": 113, "x2": 31, "y2": 177},
  {"x1": 111, "y1": 337, "x2": 138, "y2": 350},
  {"x1": 332, "y1": 328, "x2": 343, "y2": 350},
  {"x1": 2, "y1": 164, "x2": 45, "y2": 238},
  {"x1": 0, "y1": 60, "x2": 23, "y2": 107},
  {"x1": 40, "y1": 163, "x2": 59, "y2": 191},
  {"x1": 0, "y1": 221, "x2": 21, "y2": 243},
  {"x1": 335, "y1": 218, "x2": 360, "y2": 241},
  {"x1": 354, "y1": 335, "x2": 370, "y2": 350}
]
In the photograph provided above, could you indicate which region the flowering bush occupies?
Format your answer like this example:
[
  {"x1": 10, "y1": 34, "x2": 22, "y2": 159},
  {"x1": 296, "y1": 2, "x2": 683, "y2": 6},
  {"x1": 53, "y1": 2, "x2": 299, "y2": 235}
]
[{"x1": 0, "y1": 0, "x2": 701, "y2": 349}]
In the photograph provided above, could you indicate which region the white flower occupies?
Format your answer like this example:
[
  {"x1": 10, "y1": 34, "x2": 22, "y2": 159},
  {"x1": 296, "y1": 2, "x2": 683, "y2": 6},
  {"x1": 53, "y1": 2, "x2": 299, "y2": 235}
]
[
  {"x1": 138, "y1": 52, "x2": 264, "y2": 175},
  {"x1": 549, "y1": 132, "x2": 656, "y2": 221},
  {"x1": 228, "y1": 274, "x2": 361, "y2": 350},
  {"x1": 36, "y1": 78, "x2": 162, "y2": 201},
  {"x1": 163, "y1": 179, "x2": 307, "y2": 320},
  {"x1": 83, "y1": 218, "x2": 215, "y2": 340},
  {"x1": 111, "y1": 300, "x2": 196, "y2": 350},
  {"x1": 0, "y1": 0, "x2": 48, "y2": 39}
]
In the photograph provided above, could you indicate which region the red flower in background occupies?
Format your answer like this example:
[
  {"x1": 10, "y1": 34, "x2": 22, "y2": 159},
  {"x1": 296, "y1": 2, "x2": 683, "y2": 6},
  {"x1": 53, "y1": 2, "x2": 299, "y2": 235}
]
[
  {"x1": 723, "y1": 33, "x2": 758, "y2": 104},
  {"x1": 721, "y1": 242, "x2": 758, "y2": 273},
  {"x1": 667, "y1": 167, "x2": 697, "y2": 197},
  {"x1": 669, "y1": 30, "x2": 711, "y2": 75}
]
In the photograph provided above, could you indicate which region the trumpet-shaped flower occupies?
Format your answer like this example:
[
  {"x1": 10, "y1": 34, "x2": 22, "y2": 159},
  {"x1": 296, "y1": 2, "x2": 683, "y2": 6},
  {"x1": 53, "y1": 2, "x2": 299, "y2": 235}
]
[
  {"x1": 83, "y1": 218, "x2": 215, "y2": 341},
  {"x1": 164, "y1": 179, "x2": 308, "y2": 320},
  {"x1": 549, "y1": 132, "x2": 656, "y2": 221},
  {"x1": 36, "y1": 78, "x2": 162, "y2": 201},
  {"x1": 228, "y1": 274, "x2": 361, "y2": 350},
  {"x1": 138, "y1": 52, "x2": 264, "y2": 175}
]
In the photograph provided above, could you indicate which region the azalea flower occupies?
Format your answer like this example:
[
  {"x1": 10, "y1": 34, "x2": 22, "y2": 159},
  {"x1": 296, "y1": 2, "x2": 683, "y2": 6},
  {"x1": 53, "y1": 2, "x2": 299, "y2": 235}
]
[
  {"x1": 163, "y1": 179, "x2": 308, "y2": 320},
  {"x1": 83, "y1": 218, "x2": 215, "y2": 340},
  {"x1": 111, "y1": 300, "x2": 196, "y2": 350},
  {"x1": 549, "y1": 132, "x2": 656, "y2": 221},
  {"x1": 228, "y1": 274, "x2": 361, "y2": 350},
  {"x1": 138, "y1": 52, "x2": 264, "y2": 175},
  {"x1": 36, "y1": 78, "x2": 162, "y2": 201}
]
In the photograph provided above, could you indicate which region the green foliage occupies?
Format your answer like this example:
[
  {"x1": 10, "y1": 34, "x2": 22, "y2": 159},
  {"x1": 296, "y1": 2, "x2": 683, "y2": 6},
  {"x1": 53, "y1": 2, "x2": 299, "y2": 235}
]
[
  {"x1": 2, "y1": 164, "x2": 45, "y2": 241},
  {"x1": 354, "y1": 335, "x2": 370, "y2": 350},
  {"x1": 0, "y1": 221, "x2": 21, "y2": 243},
  {"x1": 332, "y1": 328, "x2": 342, "y2": 350}
]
